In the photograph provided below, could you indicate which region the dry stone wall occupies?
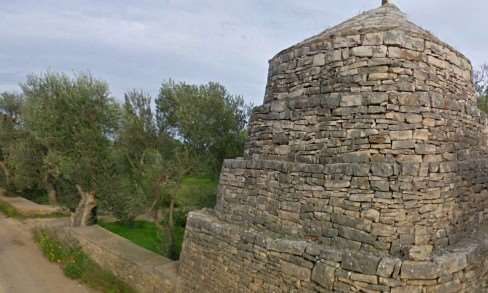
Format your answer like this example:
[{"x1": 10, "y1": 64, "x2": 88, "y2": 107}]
[
  {"x1": 178, "y1": 3, "x2": 488, "y2": 292},
  {"x1": 180, "y1": 211, "x2": 488, "y2": 292}
]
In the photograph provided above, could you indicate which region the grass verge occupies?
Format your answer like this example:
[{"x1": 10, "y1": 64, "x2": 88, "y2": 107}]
[
  {"x1": 33, "y1": 228, "x2": 136, "y2": 293},
  {"x1": 0, "y1": 200, "x2": 67, "y2": 219},
  {"x1": 0, "y1": 200, "x2": 22, "y2": 218},
  {"x1": 99, "y1": 220, "x2": 185, "y2": 260}
]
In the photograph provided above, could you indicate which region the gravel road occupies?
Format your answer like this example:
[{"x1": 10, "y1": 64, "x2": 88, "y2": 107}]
[{"x1": 0, "y1": 214, "x2": 92, "y2": 293}]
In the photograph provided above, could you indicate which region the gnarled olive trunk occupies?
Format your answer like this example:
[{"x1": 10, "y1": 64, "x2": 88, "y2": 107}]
[
  {"x1": 0, "y1": 161, "x2": 10, "y2": 186},
  {"x1": 45, "y1": 179, "x2": 58, "y2": 206},
  {"x1": 71, "y1": 185, "x2": 97, "y2": 227},
  {"x1": 42, "y1": 173, "x2": 58, "y2": 206}
]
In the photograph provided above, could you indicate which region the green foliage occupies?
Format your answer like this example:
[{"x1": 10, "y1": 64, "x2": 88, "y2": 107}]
[
  {"x1": 176, "y1": 176, "x2": 218, "y2": 208},
  {"x1": 474, "y1": 64, "x2": 488, "y2": 113},
  {"x1": 157, "y1": 80, "x2": 251, "y2": 175},
  {"x1": 99, "y1": 175, "x2": 217, "y2": 260},
  {"x1": 478, "y1": 95, "x2": 488, "y2": 113},
  {"x1": 0, "y1": 91, "x2": 25, "y2": 189},
  {"x1": 107, "y1": 90, "x2": 179, "y2": 223},
  {"x1": 34, "y1": 228, "x2": 135, "y2": 293},
  {"x1": 8, "y1": 135, "x2": 45, "y2": 191},
  {"x1": 0, "y1": 73, "x2": 243, "y2": 260},
  {"x1": 21, "y1": 72, "x2": 119, "y2": 205}
]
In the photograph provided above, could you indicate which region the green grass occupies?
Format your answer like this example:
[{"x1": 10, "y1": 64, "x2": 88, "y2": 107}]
[
  {"x1": 99, "y1": 176, "x2": 217, "y2": 260},
  {"x1": 99, "y1": 220, "x2": 185, "y2": 260},
  {"x1": 0, "y1": 198, "x2": 67, "y2": 219},
  {"x1": 176, "y1": 176, "x2": 218, "y2": 208},
  {"x1": 34, "y1": 228, "x2": 136, "y2": 293},
  {"x1": 100, "y1": 221, "x2": 162, "y2": 254},
  {"x1": 0, "y1": 200, "x2": 22, "y2": 218}
]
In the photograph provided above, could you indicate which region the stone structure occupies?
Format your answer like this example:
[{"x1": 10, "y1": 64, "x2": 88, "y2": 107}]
[{"x1": 179, "y1": 2, "x2": 488, "y2": 292}]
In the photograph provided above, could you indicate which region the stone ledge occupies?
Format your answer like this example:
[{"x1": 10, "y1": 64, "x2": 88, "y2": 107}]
[
  {"x1": 0, "y1": 191, "x2": 66, "y2": 217},
  {"x1": 67, "y1": 225, "x2": 178, "y2": 293},
  {"x1": 182, "y1": 209, "x2": 488, "y2": 292},
  {"x1": 223, "y1": 158, "x2": 371, "y2": 175}
]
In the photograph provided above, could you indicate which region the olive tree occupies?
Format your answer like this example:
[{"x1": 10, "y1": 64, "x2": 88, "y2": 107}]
[
  {"x1": 156, "y1": 80, "x2": 250, "y2": 175},
  {"x1": 112, "y1": 90, "x2": 191, "y2": 257},
  {"x1": 474, "y1": 63, "x2": 488, "y2": 113},
  {"x1": 21, "y1": 72, "x2": 119, "y2": 226},
  {"x1": 0, "y1": 92, "x2": 24, "y2": 187},
  {"x1": 107, "y1": 90, "x2": 160, "y2": 223}
]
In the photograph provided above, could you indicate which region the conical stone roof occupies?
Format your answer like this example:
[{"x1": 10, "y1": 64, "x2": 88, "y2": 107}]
[
  {"x1": 303, "y1": 3, "x2": 434, "y2": 43},
  {"x1": 278, "y1": 3, "x2": 468, "y2": 63}
]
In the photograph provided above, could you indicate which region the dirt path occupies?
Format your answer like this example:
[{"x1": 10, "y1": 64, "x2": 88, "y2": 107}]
[{"x1": 0, "y1": 214, "x2": 92, "y2": 293}]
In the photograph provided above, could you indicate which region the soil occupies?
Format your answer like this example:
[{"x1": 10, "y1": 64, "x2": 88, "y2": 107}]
[{"x1": 0, "y1": 214, "x2": 93, "y2": 293}]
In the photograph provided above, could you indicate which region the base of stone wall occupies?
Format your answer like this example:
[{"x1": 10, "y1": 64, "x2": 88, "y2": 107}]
[{"x1": 179, "y1": 210, "x2": 488, "y2": 292}]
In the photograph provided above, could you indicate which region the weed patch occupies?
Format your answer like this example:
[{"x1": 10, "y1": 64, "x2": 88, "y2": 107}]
[
  {"x1": 0, "y1": 200, "x2": 22, "y2": 218},
  {"x1": 33, "y1": 228, "x2": 136, "y2": 293}
]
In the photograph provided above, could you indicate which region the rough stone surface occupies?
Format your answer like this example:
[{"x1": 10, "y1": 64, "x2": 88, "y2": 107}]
[
  {"x1": 69, "y1": 226, "x2": 178, "y2": 293},
  {"x1": 178, "y1": 2, "x2": 488, "y2": 292},
  {"x1": 0, "y1": 190, "x2": 66, "y2": 217}
]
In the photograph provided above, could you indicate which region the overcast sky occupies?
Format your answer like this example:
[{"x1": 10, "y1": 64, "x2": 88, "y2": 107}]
[{"x1": 0, "y1": 0, "x2": 486, "y2": 105}]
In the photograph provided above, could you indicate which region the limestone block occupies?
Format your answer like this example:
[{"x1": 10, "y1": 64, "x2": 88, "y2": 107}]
[
  {"x1": 332, "y1": 213, "x2": 372, "y2": 232},
  {"x1": 361, "y1": 209, "x2": 380, "y2": 222},
  {"x1": 340, "y1": 94, "x2": 363, "y2": 107},
  {"x1": 415, "y1": 144, "x2": 436, "y2": 155},
  {"x1": 390, "y1": 130, "x2": 413, "y2": 140},
  {"x1": 371, "y1": 180, "x2": 389, "y2": 192},
  {"x1": 281, "y1": 260, "x2": 312, "y2": 280},
  {"x1": 435, "y1": 253, "x2": 468, "y2": 274},
  {"x1": 427, "y1": 56, "x2": 447, "y2": 69},
  {"x1": 367, "y1": 93, "x2": 388, "y2": 104},
  {"x1": 409, "y1": 245, "x2": 433, "y2": 261},
  {"x1": 369, "y1": 72, "x2": 391, "y2": 81},
  {"x1": 405, "y1": 114, "x2": 422, "y2": 124},
  {"x1": 371, "y1": 162, "x2": 394, "y2": 177},
  {"x1": 376, "y1": 257, "x2": 400, "y2": 278},
  {"x1": 313, "y1": 53, "x2": 326, "y2": 66},
  {"x1": 384, "y1": 30, "x2": 406, "y2": 46},
  {"x1": 391, "y1": 286, "x2": 422, "y2": 293},
  {"x1": 342, "y1": 151, "x2": 371, "y2": 163},
  {"x1": 341, "y1": 251, "x2": 380, "y2": 275},
  {"x1": 338, "y1": 226, "x2": 377, "y2": 245},
  {"x1": 392, "y1": 140, "x2": 415, "y2": 149},
  {"x1": 351, "y1": 46, "x2": 374, "y2": 57},
  {"x1": 363, "y1": 32, "x2": 384, "y2": 46},
  {"x1": 401, "y1": 261, "x2": 440, "y2": 280},
  {"x1": 272, "y1": 133, "x2": 289, "y2": 145},
  {"x1": 311, "y1": 262, "x2": 336, "y2": 289},
  {"x1": 271, "y1": 100, "x2": 287, "y2": 112},
  {"x1": 334, "y1": 35, "x2": 361, "y2": 48},
  {"x1": 388, "y1": 47, "x2": 421, "y2": 60},
  {"x1": 372, "y1": 223, "x2": 396, "y2": 237},
  {"x1": 350, "y1": 272, "x2": 378, "y2": 284},
  {"x1": 413, "y1": 129, "x2": 430, "y2": 140}
]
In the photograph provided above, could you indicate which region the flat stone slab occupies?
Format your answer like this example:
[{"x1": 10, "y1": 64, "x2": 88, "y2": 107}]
[
  {"x1": 0, "y1": 190, "x2": 65, "y2": 217},
  {"x1": 67, "y1": 225, "x2": 178, "y2": 293}
]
